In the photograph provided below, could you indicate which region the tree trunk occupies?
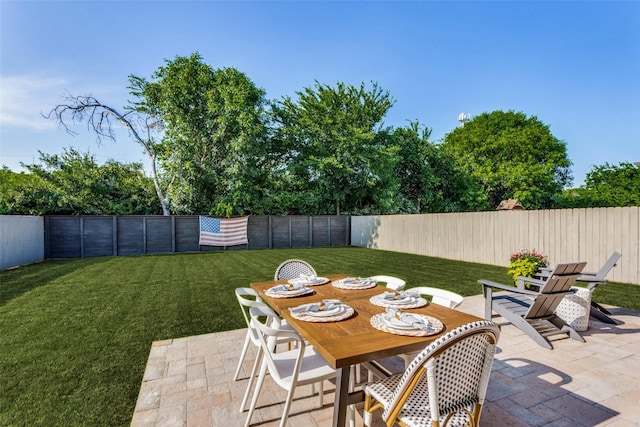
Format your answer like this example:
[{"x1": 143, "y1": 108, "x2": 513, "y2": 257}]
[{"x1": 145, "y1": 150, "x2": 170, "y2": 215}]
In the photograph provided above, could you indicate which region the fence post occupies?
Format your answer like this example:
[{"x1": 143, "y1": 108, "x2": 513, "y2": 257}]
[
  {"x1": 171, "y1": 216, "x2": 176, "y2": 253},
  {"x1": 346, "y1": 216, "x2": 350, "y2": 246},
  {"x1": 112, "y1": 216, "x2": 117, "y2": 256},
  {"x1": 80, "y1": 217, "x2": 85, "y2": 257},
  {"x1": 143, "y1": 217, "x2": 147, "y2": 254}
]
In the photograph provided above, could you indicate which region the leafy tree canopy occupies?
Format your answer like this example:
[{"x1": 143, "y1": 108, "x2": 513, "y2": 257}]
[
  {"x1": 0, "y1": 148, "x2": 159, "y2": 215},
  {"x1": 390, "y1": 121, "x2": 488, "y2": 213},
  {"x1": 557, "y1": 162, "x2": 640, "y2": 207},
  {"x1": 272, "y1": 81, "x2": 397, "y2": 214},
  {"x1": 131, "y1": 53, "x2": 271, "y2": 216},
  {"x1": 441, "y1": 110, "x2": 572, "y2": 209}
]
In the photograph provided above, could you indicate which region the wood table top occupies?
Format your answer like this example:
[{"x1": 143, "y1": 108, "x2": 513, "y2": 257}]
[{"x1": 251, "y1": 274, "x2": 483, "y2": 368}]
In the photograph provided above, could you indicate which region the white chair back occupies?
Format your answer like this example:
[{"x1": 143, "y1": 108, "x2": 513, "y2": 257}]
[
  {"x1": 235, "y1": 288, "x2": 265, "y2": 343},
  {"x1": 409, "y1": 286, "x2": 464, "y2": 309},
  {"x1": 370, "y1": 275, "x2": 406, "y2": 291}
]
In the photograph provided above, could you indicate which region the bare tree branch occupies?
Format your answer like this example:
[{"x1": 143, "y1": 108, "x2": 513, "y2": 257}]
[{"x1": 43, "y1": 94, "x2": 170, "y2": 215}]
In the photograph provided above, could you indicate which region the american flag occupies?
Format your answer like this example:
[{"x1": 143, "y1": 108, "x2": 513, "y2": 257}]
[{"x1": 199, "y1": 216, "x2": 249, "y2": 247}]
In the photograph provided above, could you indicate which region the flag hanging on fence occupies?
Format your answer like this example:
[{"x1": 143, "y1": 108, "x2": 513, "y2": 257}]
[{"x1": 199, "y1": 216, "x2": 249, "y2": 247}]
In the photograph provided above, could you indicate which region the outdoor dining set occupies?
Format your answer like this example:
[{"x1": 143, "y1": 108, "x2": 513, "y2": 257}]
[{"x1": 234, "y1": 253, "x2": 621, "y2": 427}]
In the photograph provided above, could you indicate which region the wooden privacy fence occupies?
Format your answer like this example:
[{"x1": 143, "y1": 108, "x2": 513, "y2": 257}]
[
  {"x1": 44, "y1": 215, "x2": 350, "y2": 259},
  {"x1": 351, "y1": 207, "x2": 639, "y2": 285}
]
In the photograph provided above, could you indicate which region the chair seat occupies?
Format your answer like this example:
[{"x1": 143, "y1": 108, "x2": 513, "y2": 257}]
[
  {"x1": 365, "y1": 373, "x2": 472, "y2": 427},
  {"x1": 271, "y1": 346, "x2": 336, "y2": 387}
]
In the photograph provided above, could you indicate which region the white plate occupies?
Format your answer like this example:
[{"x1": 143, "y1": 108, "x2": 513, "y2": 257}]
[
  {"x1": 267, "y1": 286, "x2": 309, "y2": 295},
  {"x1": 382, "y1": 296, "x2": 415, "y2": 305},
  {"x1": 381, "y1": 314, "x2": 421, "y2": 330},
  {"x1": 305, "y1": 305, "x2": 344, "y2": 317},
  {"x1": 288, "y1": 277, "x2": 330, "y2": 286}
]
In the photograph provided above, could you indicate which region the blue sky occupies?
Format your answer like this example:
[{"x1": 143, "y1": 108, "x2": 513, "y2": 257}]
[{"x1": 1, "y1": 1, "x2": 639, "y2": 187}]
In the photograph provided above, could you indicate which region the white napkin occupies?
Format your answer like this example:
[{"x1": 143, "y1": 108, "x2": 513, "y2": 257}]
[
  {"x1": 385, "y1": 307, "x2": 430, "y2": 331},
  {"x1": 299, "y1": 273, "x2": 318, "y2": 281},
  {"x1": 290, "y1": 299, "x2": 341, "y2": 314},
  {"x1": 382, "y1": 291, "x2": 419, "y2": 300},
  {"x1": 271, "y1": 283, "x2": 305, "y2": 292}
]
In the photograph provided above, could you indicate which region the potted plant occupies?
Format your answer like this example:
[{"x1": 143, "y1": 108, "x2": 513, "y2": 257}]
[{"x1": 508, "y1": 249, "x2": 549, "y2": 285}]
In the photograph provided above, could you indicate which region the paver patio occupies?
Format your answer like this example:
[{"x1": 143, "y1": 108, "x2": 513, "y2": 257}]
[{"x1": 131, "y1": 295, "x2": 640, "y2": 427}]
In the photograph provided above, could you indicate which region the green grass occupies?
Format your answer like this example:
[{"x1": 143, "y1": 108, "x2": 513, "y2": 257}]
[{"x1": 1, "y1": 247, "x2": 638, "y2": 426}]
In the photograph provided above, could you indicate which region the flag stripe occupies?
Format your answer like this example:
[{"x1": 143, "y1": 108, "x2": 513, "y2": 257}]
[{"x1": 199, "y1": 216, "x2": 249, "y2": 247}]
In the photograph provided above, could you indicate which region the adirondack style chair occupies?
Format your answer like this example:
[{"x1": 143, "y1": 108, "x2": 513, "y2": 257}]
[
  {"x1": 574, "y1": 252, "x2": 621, "y2": 324},
  {"x1": 528, "y1": 253, "x2": 621, "y2": 324},
  {"x1": 480, "y1": 262, "x2": 587, "y2": 349}
]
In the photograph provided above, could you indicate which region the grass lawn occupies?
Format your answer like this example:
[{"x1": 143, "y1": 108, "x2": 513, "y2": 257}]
[{"x1": 1, "y1": 247, "x2": 638, "y2": 426}]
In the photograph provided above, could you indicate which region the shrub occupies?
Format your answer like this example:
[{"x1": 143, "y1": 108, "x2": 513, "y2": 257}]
[{"x1": 508, "y1": 249, "x2": 548, "y2": 284}]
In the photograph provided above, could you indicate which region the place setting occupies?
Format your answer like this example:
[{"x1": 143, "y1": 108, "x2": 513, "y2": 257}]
[
  {"x1": 264, "y1": 282, "x2": 314, "y2": 298},
  {"x1": 370, "y1": 307, "x2": 444, "y2": 336},
  {"x1": 331, "y1": 276, "x2": 377, "y2": 290},
  {"x1": 369, "y1": 290, "x2": 428, "y2": 309},
  {"x1": 289, "y1": 299, "x2": 354, "y2": 322},
  {"x1": 287, "y1": 274, "x2": 330, "y2": 286}
]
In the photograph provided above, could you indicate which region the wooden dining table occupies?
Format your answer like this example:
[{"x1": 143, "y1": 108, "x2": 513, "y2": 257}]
[{"x1": 250, "y1": 274, "x2": 483, "y2": 427}]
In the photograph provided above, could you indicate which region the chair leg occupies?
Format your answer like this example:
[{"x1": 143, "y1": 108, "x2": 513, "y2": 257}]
[
  {"x1": 348, "y1": 368, "x2": 356, "y2": 427},
  {"x1": 510, "y1": 315, "x2": 554, "y2": 349},
  {"x1": 233, "y1": 330, "x2": 252, "y2": 381},
  {"x1": 590, "y1": 305, "x2": 617, "y2": 324},
  {"x1": 591, "y1": 300, "x2": 612, "y2": 315},
  {"x1": 240, "y1": 347, "x2": 263, "y2": 412},
  {"x1": 279, "y1": 384, "x2": 298, "y2": 427},
  {"x1": 363, "y1": 394, "x2": 373, "y2": 427},
  {"x1": 318, "y1": 381, "x2": 324, "y2": 407},
  {"x1": 244, "y1": 357, "x2": 268, "y2": 427}
]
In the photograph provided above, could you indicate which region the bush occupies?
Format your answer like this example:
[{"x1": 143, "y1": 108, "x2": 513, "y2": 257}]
[{"x1": 508, "y1": 249, "x2": 548, "y2": 284}]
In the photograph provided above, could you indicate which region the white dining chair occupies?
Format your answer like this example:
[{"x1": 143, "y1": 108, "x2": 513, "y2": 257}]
[
  {"x1": 234, "y1": 288, "x2": 300, "y2": 415},
  {"x1": 243, "y1": 305, "x2": 336, "y2": 427},
  {"x1": 395, "y1": 286, "x2": 465, "y2": 370},
  {"x1": 233, "y1": 288, "x2": 264, "y2": 382},
  {"x1": 369, "y1": 275, "x2": 406, "y2": 291},
  {"x1": 409, "y1": 286, "x2": 464, "y2": 309},
  {"x1": 356, "y1": 275, "x2": 406, "y2": 387}
]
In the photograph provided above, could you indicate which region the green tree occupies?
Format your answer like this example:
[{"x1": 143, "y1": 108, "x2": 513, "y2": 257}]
[
  {"x1": 391, "y1": 122, "x2": 488, "y2": 213},
  {"x1": 134, "y1": 53, "x2": 271, "y2": 216},
  {"x1": 558, "y1": 162, "x2": 640, "y2": 207},
  {"x1": 0, "y1": 149, "x2": 160, "y2": 215},
  {"x1": 0, "y1": 167, "x2": 50, "y2": 215},
  {"x1": 441, "y1": 110, "x2": 572, "y2": 209},
  {"x1": 272, "y1": 81, "x2": 397, "y2": 215}
]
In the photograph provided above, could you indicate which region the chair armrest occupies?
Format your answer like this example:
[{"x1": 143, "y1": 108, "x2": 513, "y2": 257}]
[
  {"x1": 479, "y1": 279, "x2": 540, "y2": 296},
  {"x1": 480, "y1": 279, "x2": 539, "y2": 320},
  {"x1": 516, "y1": 276, "x2": 546, "y2": 291},
  {"x1": 579, "y1": 271, "x2": 597, "y2": 276},
  {"x1": 576, "y1": 276, "x2": 607, "y2": 283}
]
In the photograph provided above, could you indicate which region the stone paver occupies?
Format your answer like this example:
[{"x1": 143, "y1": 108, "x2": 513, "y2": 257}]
[{"x1": 131, "y1": 295, "x2": 640, "y2": 426}]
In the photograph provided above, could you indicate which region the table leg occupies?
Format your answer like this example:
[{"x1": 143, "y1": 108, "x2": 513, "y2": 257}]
[{"x1": 332, "y1": 366, "x2": 351, "y2": 427}]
